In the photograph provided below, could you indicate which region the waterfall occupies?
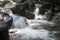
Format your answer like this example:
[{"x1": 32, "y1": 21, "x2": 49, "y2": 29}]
[
  {"x1": 33, "y1": 4, "x2": 44, "y2": 20},
  {"x1": 34, "y1": 7, "x2": 39, "y2": 19}
]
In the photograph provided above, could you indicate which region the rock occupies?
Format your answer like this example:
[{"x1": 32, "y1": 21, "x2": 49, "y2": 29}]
[{"x1": 0, "y1": 11, "x2": 12, "y2": 40}]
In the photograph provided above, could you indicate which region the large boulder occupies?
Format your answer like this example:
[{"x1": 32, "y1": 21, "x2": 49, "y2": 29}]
[{"x1": 0, "y1": 11, "x2": 12, "y2": 40}]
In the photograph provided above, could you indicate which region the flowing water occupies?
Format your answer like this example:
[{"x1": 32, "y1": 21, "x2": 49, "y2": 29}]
[
  {"x1": 10, "y1": 14, "x2": 28, "y2": 29},
  {"x1": 33, "y1": 4, "x2": 44, "y2": 20},
  {"x1": 9, "y1": 4, "x2": 60, "y2": 40}
]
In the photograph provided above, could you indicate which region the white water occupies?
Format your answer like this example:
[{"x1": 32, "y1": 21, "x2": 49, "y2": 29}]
[
  {"x1": 33, "y1": 4, "x2": 45, "y2": 20},
  {"x1": 9, "y1": 28, "x2": 55, "y2": 40},
  {"x1": 11, "y1": 14, "x2": 28, "y2": 29}
]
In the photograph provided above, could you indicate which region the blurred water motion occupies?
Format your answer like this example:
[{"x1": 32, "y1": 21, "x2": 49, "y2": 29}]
[
  {"x1": 9, "y1": 3, "x2": 60, "y2": 40},
  {"x1": 9, "y1": 28, "x2": 55, "y2": 40},
  {"x1": 9, "y1": 19, "x2": 60, "y2": 40},
  {"x1": 0, "y1": 0, "x2": 60, "y2": 40}
]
